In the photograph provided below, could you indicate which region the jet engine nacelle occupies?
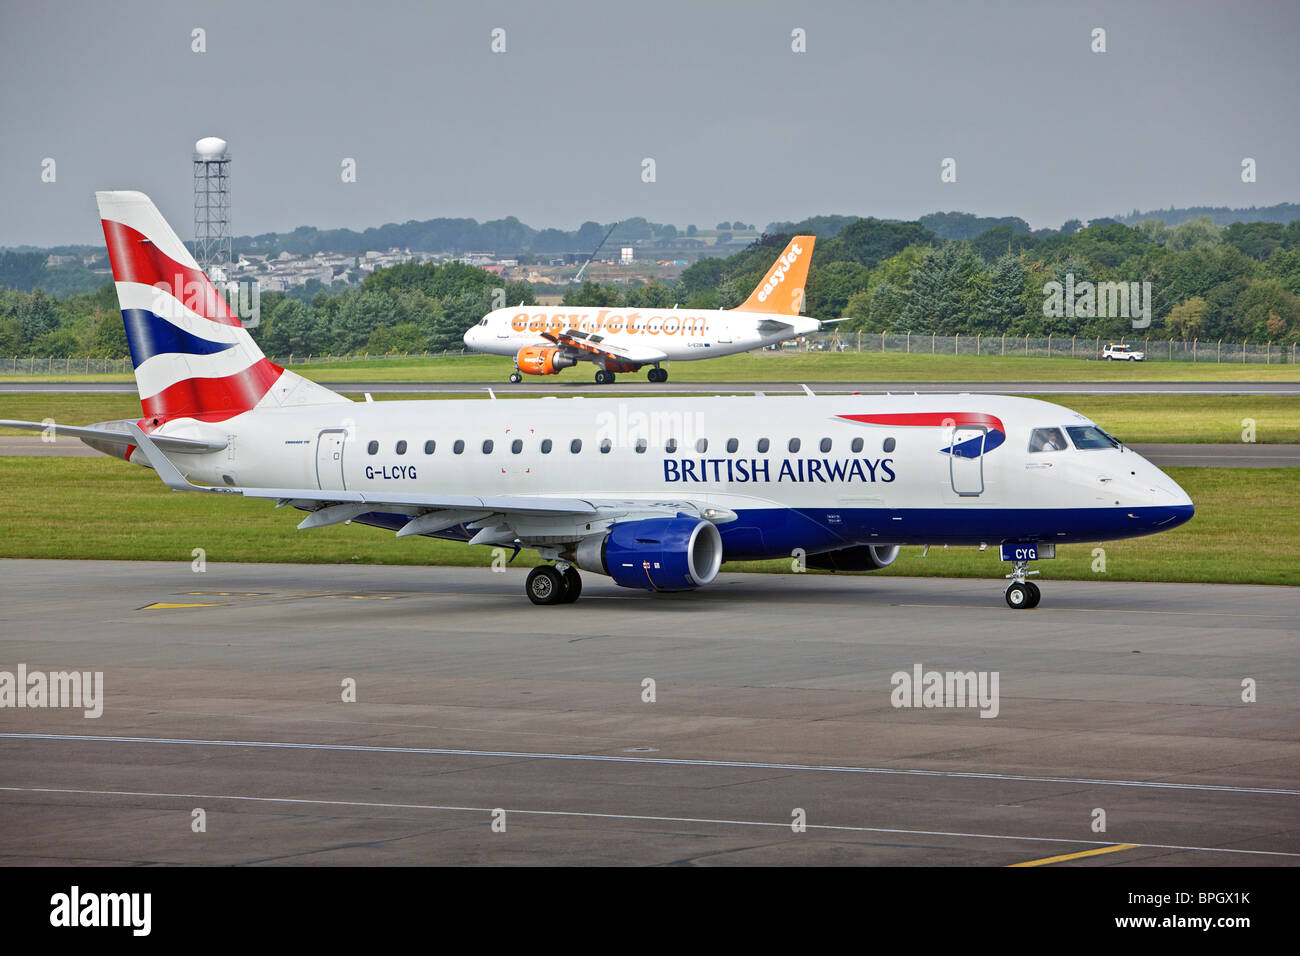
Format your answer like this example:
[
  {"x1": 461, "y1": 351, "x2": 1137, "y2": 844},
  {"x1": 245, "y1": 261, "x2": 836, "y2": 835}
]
[
  {"x1": 573, "y1": 516, "x2": 723, "y2": 591},
  {"x1": 516, "y1": 345, "x2": 576, "y2": 376},
  {"x1": 804, "y1": 544, "x2": 900, "y2": 572}
]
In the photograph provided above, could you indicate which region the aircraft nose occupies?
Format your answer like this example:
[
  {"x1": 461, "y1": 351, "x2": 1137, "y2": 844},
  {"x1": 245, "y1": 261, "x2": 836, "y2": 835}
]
[{"x1": 1148, "y1": 469, "x2": 1194, "y2": 529}]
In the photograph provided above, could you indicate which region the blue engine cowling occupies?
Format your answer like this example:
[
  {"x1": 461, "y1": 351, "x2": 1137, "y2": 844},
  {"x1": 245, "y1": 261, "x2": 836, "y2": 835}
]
[{"x1": 574, "y1": 516, "x2": 723, "y2": 591}]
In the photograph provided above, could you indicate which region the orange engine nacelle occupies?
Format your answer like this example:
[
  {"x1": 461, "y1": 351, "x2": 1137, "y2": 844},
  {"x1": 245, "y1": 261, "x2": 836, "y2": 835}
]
[{"x1": 516, "y1": 345, "x2": 576, "y2": 376}]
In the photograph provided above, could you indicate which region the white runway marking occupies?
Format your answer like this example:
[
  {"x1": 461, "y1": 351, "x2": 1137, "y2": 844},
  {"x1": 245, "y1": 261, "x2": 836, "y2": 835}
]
[
  {"x1": 3, "y1": 733, "x2": 1296, "y2": 796},
  {"x1": 2, "y1": 785, "x2": 1296, "y2": 859}
]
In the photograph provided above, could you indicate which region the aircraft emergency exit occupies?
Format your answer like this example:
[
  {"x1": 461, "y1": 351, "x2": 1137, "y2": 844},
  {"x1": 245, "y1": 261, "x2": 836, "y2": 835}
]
[
  {"x1": 2, "y1": 192, "x2": 1195, "y2": 610},
  {"x1": 463, "y1": 235, "x2": 840, "y2": 384}
]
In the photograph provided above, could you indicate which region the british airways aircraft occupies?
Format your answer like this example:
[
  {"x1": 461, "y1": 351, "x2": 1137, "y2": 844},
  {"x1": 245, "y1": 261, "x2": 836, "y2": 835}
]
[
  {"x1": 462, "y1": 234, "x2": 837, "y2": 384},
  {"x1": 2, "y1": 192, "x2": 1194, "y2": 609}
]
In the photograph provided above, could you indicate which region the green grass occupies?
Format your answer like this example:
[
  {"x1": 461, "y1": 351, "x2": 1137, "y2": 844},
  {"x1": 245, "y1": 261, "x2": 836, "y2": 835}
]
[
  {"x1": 1019, "y1": 395, "x2": 1300, "y2": 444},
  {"x1": 3, "y1": 393, "x2": 1296, "y2": 444},
  {"x1": 0, "y1": 459, "x2": 1293, "y2": 586},
  {"x1": 3, "y1": 350, "x2": 1298, "y2": 384}
]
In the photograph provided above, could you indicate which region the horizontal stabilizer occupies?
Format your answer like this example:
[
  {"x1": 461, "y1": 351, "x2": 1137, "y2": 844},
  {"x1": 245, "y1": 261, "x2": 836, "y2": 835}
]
[
  {"x1": 757, "y1": 318, "x2": 795, "y2": 335},
  {"x1": 0, "y1": 419, "x2": 227, "y2": 454}
]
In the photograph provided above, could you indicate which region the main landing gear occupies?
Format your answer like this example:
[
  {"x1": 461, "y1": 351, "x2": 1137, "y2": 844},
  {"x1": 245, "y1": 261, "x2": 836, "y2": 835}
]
[
  {"x1": 509, "y1": 370, "x2": 523, "y2": 383},
  {"x1": 647, "y1": 366, "x2": 668, "y2": 383},
  {"x1": 594, "y1": 369, "x2": 616, "y2": 385},
  {"x1": 526, "y1": 564, "x2": 582, "y2": 605},
  {"x1": 1004, "y1": 560, "x2": 1042, "y2": 609}
]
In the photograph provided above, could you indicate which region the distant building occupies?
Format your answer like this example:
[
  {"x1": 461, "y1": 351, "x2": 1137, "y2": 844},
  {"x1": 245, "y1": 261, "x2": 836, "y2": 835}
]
[{"x1": 620, "y1": 246, "x2": 634, "y2": 264}]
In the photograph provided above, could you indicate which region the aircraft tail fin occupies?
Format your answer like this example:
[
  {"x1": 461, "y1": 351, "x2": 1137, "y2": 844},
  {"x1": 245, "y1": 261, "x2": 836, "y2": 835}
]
[
  {"x1": 734, "y1": 235, "x2": 815, "y2": 316},
  {"x1": 95, "y1": 190, "x2": 346, "y2": 424}
]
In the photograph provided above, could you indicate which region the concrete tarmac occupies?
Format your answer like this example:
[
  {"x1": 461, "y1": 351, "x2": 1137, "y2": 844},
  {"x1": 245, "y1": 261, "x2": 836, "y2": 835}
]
[{"x1": 0, "y1": 560, "x2": 1295, "y2": 866}]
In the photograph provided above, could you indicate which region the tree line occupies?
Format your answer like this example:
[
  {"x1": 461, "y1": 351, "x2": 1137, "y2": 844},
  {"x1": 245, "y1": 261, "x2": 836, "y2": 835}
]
[{"x1": 2, "y1": 215, "x2": 1298, "y2": 358}]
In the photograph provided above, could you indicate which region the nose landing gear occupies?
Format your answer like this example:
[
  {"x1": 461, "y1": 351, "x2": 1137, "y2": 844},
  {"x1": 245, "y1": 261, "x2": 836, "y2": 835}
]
[{"x1": 1004, "y1": 560, "x2": 1042, "y2": 609}]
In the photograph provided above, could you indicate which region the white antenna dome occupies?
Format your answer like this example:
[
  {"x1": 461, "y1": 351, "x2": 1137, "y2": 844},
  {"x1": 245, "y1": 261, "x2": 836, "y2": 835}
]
[{"x1": 195, "y1": 136, "x2": 228, "y2": 159}]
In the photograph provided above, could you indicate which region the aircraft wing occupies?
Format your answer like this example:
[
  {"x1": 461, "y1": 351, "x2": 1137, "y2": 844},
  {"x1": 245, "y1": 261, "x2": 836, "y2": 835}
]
[
  {"x1": 540, "y1": 329, "x2": 668, "y2": 364},
  {"x1": 0, "y1": 419, "x2": 228, "y2": 454},
  {"x1": 126, "y1": 424, "x2": 731, "y2": 545}
]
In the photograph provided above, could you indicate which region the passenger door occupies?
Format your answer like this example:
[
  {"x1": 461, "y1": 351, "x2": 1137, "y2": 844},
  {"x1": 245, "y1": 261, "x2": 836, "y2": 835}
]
[
  {"x1": 315, "y1": 429, "x2": 347, "y2": 491},
  {"x1": 948, "y1": 425, "x2": 986, "y2": 496}
]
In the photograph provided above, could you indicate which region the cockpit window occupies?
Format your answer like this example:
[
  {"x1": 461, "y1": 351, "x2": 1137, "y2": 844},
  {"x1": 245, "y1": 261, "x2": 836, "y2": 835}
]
[
  {"x1": 1027, "y1": 427, "x2": 1068, "y2": 453},
  {"x1": 1066, "y1": 425, "x2": 1122, "y2": 450}
]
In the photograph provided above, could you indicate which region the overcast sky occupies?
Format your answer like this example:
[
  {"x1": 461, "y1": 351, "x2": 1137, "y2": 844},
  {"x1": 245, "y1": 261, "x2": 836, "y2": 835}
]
[{"x1": 1, "y1": 0, "x2": 1296, "y2": 247}]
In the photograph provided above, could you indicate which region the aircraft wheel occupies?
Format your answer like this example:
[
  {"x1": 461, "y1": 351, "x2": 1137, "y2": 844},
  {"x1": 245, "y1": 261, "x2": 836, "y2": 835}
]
[
  {"x1": 509, "y1": 372, "x2": 522, "y2": 383},
  {"x1": 648, "y1": 367, "x2": 667, "y2": 383},
  {"x1": 594, "y1": 369, "x2": 609, "y2": 385},
  {"x1": 1024, "y1": 581, "x2": 1041, "y2": 608},
  {"x1": 1005, "y1": 582, "x2": 1034, "y2": 609},
  {"x1": 560, "y1": 566, "x2": 583, "y2": 603},
  {"x1": 526, "y1": 566, "x2": 565, "y2": 606}
]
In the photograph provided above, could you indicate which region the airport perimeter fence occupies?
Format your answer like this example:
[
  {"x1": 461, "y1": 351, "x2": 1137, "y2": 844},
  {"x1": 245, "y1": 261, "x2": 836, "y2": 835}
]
[
  {"x1": 0, "y1": 348, "x2": 473, "y2": 376},
  {"x1": 2, "y1": 337, "x2": 1297, "y2": 375},
  {"x1": 799, "y1": 331, "x2": 1299, "y2": 364}
]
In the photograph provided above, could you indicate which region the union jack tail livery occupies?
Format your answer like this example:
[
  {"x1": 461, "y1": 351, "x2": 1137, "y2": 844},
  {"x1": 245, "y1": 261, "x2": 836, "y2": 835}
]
[{"x1": 96, "y1": 191, "x2": 344, "y2": 424}]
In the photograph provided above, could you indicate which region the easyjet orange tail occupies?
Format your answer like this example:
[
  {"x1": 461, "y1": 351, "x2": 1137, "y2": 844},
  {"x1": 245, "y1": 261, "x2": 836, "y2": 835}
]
[{"x1": 734, "y1": 235, "x2": 815, "y2": 315}]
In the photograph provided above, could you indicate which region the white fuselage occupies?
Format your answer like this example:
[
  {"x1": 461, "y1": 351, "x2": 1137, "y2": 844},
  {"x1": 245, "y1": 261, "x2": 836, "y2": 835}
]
[
  {"x1": 159, "y1": 394, "x2": 1194, "y2": 559},
  {"x1": 463, "y1": 306, "x2": 823, "y2": 362}
]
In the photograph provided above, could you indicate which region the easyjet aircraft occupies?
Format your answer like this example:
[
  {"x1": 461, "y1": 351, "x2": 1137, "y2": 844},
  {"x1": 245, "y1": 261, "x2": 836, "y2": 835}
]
[
  {"x1": 463, "y1": 235, "x2": 835, "y2": 383},
  {"x1": 2, "y1": 193, "x2": 1194, "y2": 609}
]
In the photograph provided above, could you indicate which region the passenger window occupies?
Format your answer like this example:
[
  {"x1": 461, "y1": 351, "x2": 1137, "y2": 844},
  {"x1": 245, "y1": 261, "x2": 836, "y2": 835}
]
[
  {"x1": 570, "y1": 438, "x2": 582, "y2": 453},
  {"x1": 367, "y1": 440, "x2": 378, "y2": 455},
  {"x1": 1028, "y1": 427, "x2": 1068, "y2": 453},
  {"x1": 635, "y1": 438, "x2": 647, "y2": 454},
  {"x1": 788, "y1": 437, "x2": 801, "y2": 453},
  {"x1": 540, "y1": 439, "x2": 552, "y2": 454},
  {"x1": 665, "y1": 438, "x2": 677, "y2": 453},
  {"x1": 819, "y1": 437, "x2": 832, "y2": 453},
  {"x1": 424, "y1": 440, "x2": 435, "y2": 455},
  {"x1": 511, "y1": 439, "x2": 523, "y2": 454},
  {"x1": 757, "y1": 438, "x2": 770, "y2": 453},
  {"x1": 883, "y1": 437, "x2": 895, "y2": 452},
  {"x1": 696, "y1": 437, "x2": 708, "y2": 453},
  {"x1": 453, "y1": 440, "x2": 465, "y2": 455},
  {"x1": 482, "y1": 439, "x2": 494, "y2": 454},
  {"x1": 395, "y1": 440, "x2": 407, "y2": 455},
  {"x1": 600, "y1": 438, "x2": 612, "y2": 454},
  {"x1": 726, "y1": 438, "x2": 738, "y2": 453},
  {"x1": 850, "y1": 437, "x2": 863, "y2": 453}
]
